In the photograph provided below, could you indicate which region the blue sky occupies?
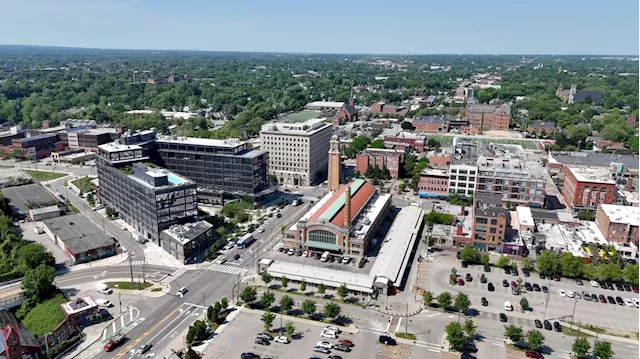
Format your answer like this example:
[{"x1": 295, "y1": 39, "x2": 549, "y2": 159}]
[{"x1": 0, "y1": 0, "x2": 637, "y2": 55}]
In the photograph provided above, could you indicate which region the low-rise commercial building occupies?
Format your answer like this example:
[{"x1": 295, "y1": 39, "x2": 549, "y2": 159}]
[
  {"x1": 595, "y1": 204, "x2": 639, "y2": 244},
  {"x1": 418, "y1": 168, "x2": 449, "y2": 198},
  {"x1": 260, "y1": 118, "x2": 332, "y2": 186},
  {"x1": 527, "y1": 121, "x2": 556, "y2": 135},
  {"x1": 383, "y1": 133, "x2": 425, "y2": 152},
  {"x1": 9, "y1": 133, "x2": 63, "y2": 159},
  {"x1": 161, "y1": 221, "x2": 214, "y2": 264},
  {"x1": 413, "y1": 115, "x2": 450, "y2": 133},
  {"x1": 283, "y1": 179, "x2": 391, "y2": 257},
  {"x1": 29, "y1": 205, "x2": 60, "y2": 222},
  {"x1": 41, "y1": 214, "x2": 118, "y2": 264},
  {"x1": 562, "y1": 166, "x2": 617, "y2": 212},
  {"x1": 369, "y1": 102, "x2": 408, "y2": 117},
  {"x1": 51, "y1": 149, "x2": 96, "y2": 164},
  {"x1": 355, "y1": 148, "x2": 405, "y2": 179}
]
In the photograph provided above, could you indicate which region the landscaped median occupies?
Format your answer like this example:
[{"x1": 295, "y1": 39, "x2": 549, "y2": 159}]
[
  {"x1": 104, "y1": 281, "x2": 153, "y2": 290},
  {"x1": 24, "y1": 169, "x2": 67, "y2": 182}
]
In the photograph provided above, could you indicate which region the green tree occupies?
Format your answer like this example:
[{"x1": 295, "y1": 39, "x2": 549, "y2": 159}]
[
  {"x1": 317, "y1": 283, "x2": 326, "y2": 295},
  {"x1": 240, "y1": 286, "x2": 257, "y2": 304},
  {"x1": 185, "y1": 348, "x2": 200, "y2": 359},
  {"x1": 207, "y1": 301, "x2": 222, "y2": 324},
  {"x1": 594, "y1": 340, "x2": 614, "y2": 359},
  {"x1": 496, "y1": 256, "x2": 511, "y2": 269},
  {"x1": 280, "y1": 276, "x2": 289, "y2": 288},
  {"x1": 261, "y1": 291, "x2": 276, "y2": 309},
  {"x1": 21, "y1": 264, "x2": 55, "y2": 303},
  {"x1": 624, "y1": 264, "x2": 639, "y2": 284},
  {"x1": 86, "y1": 193, "x2": 95, "y2": 206},
  {"x1": 280, "y1": 295, "x2": 294, "y2": 312},
  {"x1": 299, "y1": 280, "x2": 307, "y2": 292},
  {"x1": 582, "y1": 263, "x2": 597, "y2": 280},
  {"x1": 559, "y1": 252, "x2": 583, "y2": 278},
  {"x1": 337, "y1": 283, "x2": 349, "y2": 301},
  {"x1": 261, "y1": 271, "x2": 273, "y2": 286},
  {"x1": 596, "y1": 263, "x2": 623, "y2": 281},
  {"x1": 536, "y1": 251, "x2": 560, "y2": 275},
  {"x1": 422, "y1": 291, "x2": 434, "y2": 306},
  {"x1": 463, "y1": 319, "x2": 477, "y2": 338},
  {"x1": 220, "y1": 297, "x2": 228, "y2": 310},
  {"x1": 370, "y1": 139, "x2": 385, "y2": 148},
  {"x1": 427, "y1": 138, "x2": 441, "y2": 149},
  {"x1": 454, "y1": 293, "x2": 471, "y2": 313},
  {"x1": 526, "y1": 330, "x2": 544, "y2": 350},
  {"x1": 301, "y1": 300, "x2": 316, "y2": 317},
  {"x1": 400, "y1": 121, "x2": 415, "y2": 131},
  {"x1": 186, "y1": 320, "x2": 208, "y2": 346},
  {"x1": 285, "y1": 321, "x2": 295, "y2": 338},
  {"x1": 521, "y1": 258, "x2": 534, "y2": 271},
  {"x1": 520, "y1": 297, "x2": 529, "y2": 310},
  {"x1": 397, "y1": 182, "x2": 406, "y2": 192},
  {"x1": 437, "y1": 291, "x2": 453, "y2": 310},
  {"x1": 504, "y1": 325, "x2": 524, "y2": 343},
  {"x1": 460, "y1": 245, "x2": 479, "y2": 263},
  {"x1": 445, "y1": 321, "x2": 468, "y2": 351},
  {"x1": 15, "y1": 243, "x2": 55, "y2": 271},
  {"x1": 572, "y1": 337, "x2": 591, "y2": 357},
  {"x1": 480, "y1": 254, "x2": 490, "y2": 266},
  {"x1": 261, "y1": 311, "x2": 276, "y2": 331},
  {"x1": 323, "y1": 302, "x2": 341, "y2": 318}
]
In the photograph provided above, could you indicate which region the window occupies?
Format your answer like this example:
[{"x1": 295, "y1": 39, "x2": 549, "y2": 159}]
[
  {"x1": 308, "y1": 230, "x2": 337, "y2": 245},
  {"x1": 490, "y1": 219, "x2": 497, "y2": 225}
]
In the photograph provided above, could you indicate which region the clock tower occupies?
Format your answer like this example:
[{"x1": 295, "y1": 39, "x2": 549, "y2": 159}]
[{"x1": 327, "y1": 135, "x2": 342, "y2": 191}]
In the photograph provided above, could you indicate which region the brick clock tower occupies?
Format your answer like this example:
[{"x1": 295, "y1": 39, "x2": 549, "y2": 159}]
[{"x1": 327, "y1": 134, "x2": 342, "y2": 191}]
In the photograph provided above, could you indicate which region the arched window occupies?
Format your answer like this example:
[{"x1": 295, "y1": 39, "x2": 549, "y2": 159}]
[{"x1": 309, "y1": 230, "x2": 337, "y2": 245}]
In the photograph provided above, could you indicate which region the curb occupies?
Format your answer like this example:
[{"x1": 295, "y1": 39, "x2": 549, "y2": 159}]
[{"x1": 242, "y1": 307, "x2": 360, "y2": 334}]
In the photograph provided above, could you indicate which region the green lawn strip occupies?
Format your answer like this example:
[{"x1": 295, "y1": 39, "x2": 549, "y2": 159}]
[
  {"x1": 71, "y1": 177, "x2": 95, "y2": 193},
  {"x1": 104, "y1": 281, "x2": 153, "y2": 290},
  {"x1": 395, "y1": 332, "x2": 417, "y2": 340},
  {"x1": 24, "y1": 170, "x2": 66, "y2": 182},
  {"x1": 562, "y1": 326, "x2": 594, "y2": 337},
  {"x1": 22, "y1": 293, "x2": 68, "y2": 337}
]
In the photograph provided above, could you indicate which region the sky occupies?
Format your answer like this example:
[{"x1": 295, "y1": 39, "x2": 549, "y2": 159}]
[{"x1": 0, "y1": 0, "x2": 638, "y2": 55}]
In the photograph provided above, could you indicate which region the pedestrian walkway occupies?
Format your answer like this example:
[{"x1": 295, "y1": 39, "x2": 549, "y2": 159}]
[
  {"x1": 206, "y1": 263, "x2": 248, "y2": 275},
  {"x1": 115, "y1": 260, "x2": 145, "y2": 266},
  {"x1": 159, "y1": 268, "x2": 188, "y2": 284}
]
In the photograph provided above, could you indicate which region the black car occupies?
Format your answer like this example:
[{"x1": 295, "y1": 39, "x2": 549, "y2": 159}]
[
  {"x1": 624, "y1": 284, "x2": 632, "y2": 291},
  {"x1": 358, "y1": 258, "x2": 366, "y2": 268},
  {"x1": 533, "y1": 283, "x2": 541, "y2": 292},
  {"x1": 539, "y1": 273, "x2": 546, "y2": 280},
  {"x1": 488, "y1": 283, "x2": 495, "y2": 291},
  {"x1": 241, "y1": 353, "x2": 260, "y2": 359},
  {"x1": 554, "y1": 322, "x2": 562, "y2": 332},
  {"x1": 233, "y1": 253, "x2": 241, "y2": 260},
  {"x1": 314, "y1": 253, "x2": 321, "y2": 259},
  {"x1": 329, "y1": 256, "x2": 336, "y2": 262},
  {"x1": 328, "y1": 356, "x2": 343, "y2": 359},
  {"x1": 254, "y1": 338, "x2": 270, "y2": 345},
  {"x1": 333, "y1": 344, "x2": 351, "y2": 352},
  {"x1": 481, "y1": 297, "x2": 488, "y2": 306},
  {"x1": 607, "y1": 296, "x2": 616, "y2": 304},
  {"x1": 575, "y1": 279, "x2": 583, "y2": 285},
  {"x1": 379, "y1": 335, "x2": 397, "y2": 346},
  {"x1": 524, "y1": 282, "x2": 533, "y2": 291},
  {"x1": 503, "y1": 279, "x2": 509, "y2": 287},
  {"x1": 480, "y1": 274, "x2": 487, "y2": 283},
  {"x1": 544, "y1": 320, "x2": 552, "y2": 330},
  {"x1": 138, "y1": 344, "x2": 153, "y2": 354},
  {"x1": 461, "y1": 262, "x2": 469, "y2": 268},
  {"x1": 504, "y1": 268, "x2": 511, "y2": 275},
  {"x1": 484, "y1": 265, "x2": 491, "y2": 272},
  {"x1": 541, "y1": 286, "x2": 548, "y2": 293},
  {"x1": 465, "y1": 273, "x2": 473, "y2": 282},
  {"x1": 598, "y1": 281, "x2": 607, "y2": 288},
  {"x1": 616, "y1": 296, "x2": 625, "y2": 305},
  {"x1": 534, "y1": 319, "x2": 543, "y2": 329},
  {"x1": 523, "y1": 270, "x2": 530, "y2": 277},
  {"x1": 461, "y1": 343, "x2": 478, "y2": 353},
  {"x1": 591, "y1": 293, "x2": 599, "y2": 301},
  {"x1": 500, "y1": 313, "x2": 507, "y2": 322},
  {"x1": 456, "y1": 252, "x2": 461, "y2": 259},
  {"x1": 512, "y1": 269, "x2": 519, "y2": 276},
  {"x1": 615, "y1": 283, "x2": 624, "y2": 291}
]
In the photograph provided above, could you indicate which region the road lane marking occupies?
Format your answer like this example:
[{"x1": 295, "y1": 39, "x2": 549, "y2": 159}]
[
  {"x1": 115, "y1": 303, "x2": 184, "y2": 358},
  {"x1": 184, "y1": 302, "x2": 207, "y2": 309}
]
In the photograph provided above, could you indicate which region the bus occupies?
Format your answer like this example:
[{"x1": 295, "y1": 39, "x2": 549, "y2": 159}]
[{"x1": 236, "y1": 233, "x2": 256, "y2": 249}]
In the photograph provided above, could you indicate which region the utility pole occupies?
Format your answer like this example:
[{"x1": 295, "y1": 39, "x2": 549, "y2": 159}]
[
  {"x1": 119, "y1": 292, "x2": 122, "y2": 313},
  {"x1": 202, "y1": 293, "x2": 206, "y2": 309},
  {"x1": 405, "y1": 303, "x2": 408, "y2": 333},
  {"x1": 129, "y1": 251, "x2": 134, "y2": 284},
  {"x1": 142, "y1": 252, "x2": 147, "y2": 284},
  {"x1": 542, "y1": 279, "x2": 551, "y2": 320},
  {"x1": 569, "y1": 298, "x2": 578, "y2": 331}
]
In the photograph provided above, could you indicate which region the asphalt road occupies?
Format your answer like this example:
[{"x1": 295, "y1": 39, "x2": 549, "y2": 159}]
[{"x1": 0, "y1": 158, "x2": 95, "y2": 177}]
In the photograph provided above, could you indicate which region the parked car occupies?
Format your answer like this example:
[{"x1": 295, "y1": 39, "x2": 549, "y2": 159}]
[
  {"x1": 481, "y1": 297, "x2": 488, "y2": 306},
  {"x1": 274, "y1": 336, "x2": 290, "y2": 344},
  {"x1": 333, "y1": 344, "x2": 351, "y2": 352},
  {"x1": 461, "y1": 262, "x2": 468, "y2": 268},
  {"x1": 480, "y1": 274, "x2": 487, "y2": 283},
  {"x1": 541, "y1": 286, "x2": 548, "y2": 293},
  {"x1": 504, "y1": 268, "x2": 511, "y2": 275},
  {"x1": 337, "y1": 339, "x2": 354, "y2": 347},
  {"x1": 313, "y1": 346, "x2": 331, "y2": 354},
  {"x1": 583, "y1": 292, "x2": 591, "y2": 301},
  {"x1": 539, "y1": 273, "x2": 546, "y2": 280},
  {"x1": 512, "y1": 269, "x2": 519, "y2": 276},
  {"x1": 575, "y1": 279, "x2": 583, "y2": 285},
  {"x1": 591, "y1": 293, "x2": 598, "y2": 301},
  {"x1": 316, "y1": 341, "x2": 333, "y2": 350},
  {"x1": 632, "y1": 298, "x2": 639, "y2": 308},
  {"x1": 624, "y1": 284, "x2": 632, "y2": 291},
  {"x1": 524, "y1": 282, "x2": 533, "y2": 291},
  {"x1": 458, "y1": 279, "x2": 464, "y2": 286},
  {"x1": 484, "y1": 265, "x2": 491, "y2": 272},
  {"x1": 523, "y1": 269, "x2": 530, "y2": 277},
  {"x1": 616, "y1": 296, "x2": 625, "y2": 305},
  {"x1": 502, "y1": 279, "x2": 509, "y2": 287},
  {"x1": 488, "y1": 283, "x2": 495, "y2": 291},
  {"x1": 256, "y1": 333, "x2": 273, "y2": 341},
  {"x1": 624, "y1": 298, "x2": 634, "y2": 307},
  {"x1": 607, "y1": 296, "x2": 616, "y2": 304},
  {"x1": 553, "y1": 322, "x2": 562, "y2": 332},
  {"x1": 255, "y1": 338, "x2": 270, "y2": 345},
  {"x1": 499, "y1": 313, "x2": 507, "y2": 322},
  {"x1": 534, "y1": 319, "x2": 543, "y2": 329},
  {"x1": 566, "y1": 290, "x2": 574, "y2": 298},
  {"x1": 241, "y1": 353, "x2": 259, "y2": 359},
  {"x1": 591, "y1": 280, "x2": 599, "y2": 287},
  {"x1": 510, "y1": 281, "x2": 517, "y2": 288},
  {"x1": 358, "y1": 258, "x2": 366, "y2": 268},
  {"x1": 465, "y1": 273, "x2": 472, "y2": 282},
  {"x1": 599, "y1": 294, "x2": 607, "y2": 303},
  {"x1": 320, "y1": 330, "x2": 338, "y2": 339},
  {"x1": 533, "y1": 283, "x2": 541, "y2": 292},
  {"x1": 526, "y1": 351, "x2": 544, "y2": 358},
  {"x1": 615, "y1": 283, "x2": 624, "y2": 291},
  {"x1": 558, "y1": 289, "x2": 566, "y2": 297},
  {"x1": 544, "y1": 320, "x2": 552, "y2": 330}
]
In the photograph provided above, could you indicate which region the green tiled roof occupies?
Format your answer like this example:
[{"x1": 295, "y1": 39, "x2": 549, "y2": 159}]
[
  {"x1": 304, "y1": 241, "x2": 340, "y2": 251},
  {"x1": 319, "y1": 179, "x2": 365, "y2": 221}
]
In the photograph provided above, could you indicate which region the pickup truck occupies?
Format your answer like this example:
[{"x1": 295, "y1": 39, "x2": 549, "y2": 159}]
[{"x1": 103, "y1": 334, "x2": 125, "y2": 352}]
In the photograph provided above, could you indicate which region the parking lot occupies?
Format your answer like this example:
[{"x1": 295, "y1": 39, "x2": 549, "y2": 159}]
[
  {"x1": 1, "y1": 182, "x2": 59, "y2": 215},
  {"x1": 206, "y1": 310, "x2": 432, "y2": 359},
  {"x1": 427, "y1": 253, "x2": 640, "y2": 333}
]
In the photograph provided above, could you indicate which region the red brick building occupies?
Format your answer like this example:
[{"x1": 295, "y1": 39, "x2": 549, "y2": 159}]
[
  {"x1": 356, "y1": 148, "x2": 405, "y2": 179},
  {"x1": 527, "y1": 121, "x2": 556, "y2": 135},
  {"x1": 562, "y1": 166, "x2": 617, "y2": 212},
  {"x1": 465, "y1": 103, "x2": 511, "y2": 130},
  {"x1": 383, "y1": 134, "x2": 425, "y2": 152},
  {"x1": 413, "y1": 115, "x2": 449, "y2": 133},
  {"x1": 595, "y1": 204, "x2": 639, "y2": 244},
  {"x1": 472, "y1": 193, "x2": 509, "y2": 251},
  {"x1": 370, "y1": 102, "x2": 408, "y2": 117},
  {"x1": 417, "y1": 168, "x2": 449, "y2": 198}
]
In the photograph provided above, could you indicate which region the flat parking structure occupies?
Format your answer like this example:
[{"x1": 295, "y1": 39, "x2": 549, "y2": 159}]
[{"x1": 2, "y1": 183, "x2": 59, "y2": 214}]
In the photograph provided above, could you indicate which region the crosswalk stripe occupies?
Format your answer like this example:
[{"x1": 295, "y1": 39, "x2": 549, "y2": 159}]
[{"x1": 206, "y1": 263, "x2": 248, "y2": 275}]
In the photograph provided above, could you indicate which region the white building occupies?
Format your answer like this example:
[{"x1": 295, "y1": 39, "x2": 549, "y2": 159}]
[{"x1": 260, "y1": 118, "x2": 332, "y2": 186}]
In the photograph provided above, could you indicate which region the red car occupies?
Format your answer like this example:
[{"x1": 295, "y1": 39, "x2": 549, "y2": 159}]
[
  {"x1": 458, "y1": 279, "x2": 465, "y2": 285},
  {"x1": 633, "y1": 286, "x2": 639, "y2": 293},
  {"x1": 510, "y1": 281, "x2": 517, "y2": 287},
  {"x1": 525, "y1": 351, "x2": 544, "y2": 358},
  {"x1": 338, "y1": 339, "x2": 354, "y2": 347},
  {"x1": 553, "y1": 274, "x2": 561, "y2": 281}
]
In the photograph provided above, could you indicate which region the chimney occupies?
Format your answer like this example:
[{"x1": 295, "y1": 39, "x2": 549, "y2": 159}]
[
  {"x1": 344, "y1": 185, "x2": 352, "y2": 227},
  {"x1": 348, "y1": 98, "x2": 355, "y2": 107},
  {"x1": 42, "y1": 121, "x2": 50, "y2": 129}
]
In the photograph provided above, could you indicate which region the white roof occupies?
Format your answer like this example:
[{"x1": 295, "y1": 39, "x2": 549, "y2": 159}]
[
  {"x1": 305, "y1": 101, "x2": 345, "y2": 108},
  {"x1": 568, "y1": 167, "x2": 615, "y2": 184},
  {"x1": 369, "y1": 206, "x2": 424, "y2": 287},
  {"x1": 351, "y1": 194, "x2": 391, "y2": 240},
  {"x1": 599, "y1": 204, "x2": 640, "y2": 226},
  {"x1": 267, "y1": 261, "x2": 374, "y2": 293},
  {"x1": 516, "y1": 206, "x2": 534, "y2": 227},
  {"x1": 157, "y1": 135, "x2": 245, "y2": 148}
]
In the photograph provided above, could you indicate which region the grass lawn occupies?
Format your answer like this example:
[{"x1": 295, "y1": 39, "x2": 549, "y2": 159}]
[
  {"x1": 22, "y1": 293, "x2": 68, "y2": 337},
  {"x1": 24, "y1": 170, "x2": 66, "y2": 182},
  {"x1": 281, "y1": 110, "x2": 321, "y2": 123},
  {"x1": 105, "y1": 281, "x2": 153, "y2": 290},
  {"x1": 427, "y1": 135, "x2": 454, "y2": 145},
  {"x1": 71, "y1": 176, "x2": 95, "y2": 193}
]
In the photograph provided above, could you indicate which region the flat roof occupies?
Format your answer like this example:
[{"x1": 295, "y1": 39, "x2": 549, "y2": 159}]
[
  {"x1": 599, "y1": 204, "x2": 639, "y2": 226},
  {"x1": 550, "y1": 152, "x2": 639, "y2": 170},
  {"x1": 267, "y1": 261, "x2": 374, "y2": 294},
  {"x1": 42, "y1": 214, "x2": 116, "y2": 254},
  {"x1": 568, "y1": 167, "x2": 615, "y2": 184},
  {"x1": 98, "y1": 142, "x2": 144, "y2": 153},
  {"x1": 369, "y1": 206, "x2": 424, "y2": 287},
  {"x1": 351, "y1": 194, "x2": 391, "y2": 240},
  {"x1": 516, "y1": 206, "x2": 534, "y2": 227},
  {"x1": 29, "y1": 205, "x2": 60, "y2": 216},
  {"x1": 156, "y1": 136, "x2": 246, "y2": 148},
  {"x1": 305, "y1": 101, "x2": 345, "y2": 108},
  {"x1": 261, "y1": 118, "x2": 331, "y2": 136},
  {"x1": 163, "y1": 221, "x2": 213, "y2": 245}
]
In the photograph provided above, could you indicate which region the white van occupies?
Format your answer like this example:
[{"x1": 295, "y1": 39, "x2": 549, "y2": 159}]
[
  {"x1": 96, "y1": 283, "x2": 113, "y2": 295},
  {"x1": 504, "y1": 301, "x2": 513, "y2": 311},
  {"x1": 320, "y1": 251, "x2": 330, "y2": 262}
]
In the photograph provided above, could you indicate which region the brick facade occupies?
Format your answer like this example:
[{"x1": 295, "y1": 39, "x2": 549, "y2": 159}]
[
  {"x1": 561, "y1": 167, "x2": 617, "y2": 211},
  {"x1": 356, "y1": 148, "x2": 405, "y2": 179}
]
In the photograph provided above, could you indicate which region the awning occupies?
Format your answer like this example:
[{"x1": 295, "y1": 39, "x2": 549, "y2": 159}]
[{"x1": 304, "y1": 241, "x2": 340, "y2": 251}]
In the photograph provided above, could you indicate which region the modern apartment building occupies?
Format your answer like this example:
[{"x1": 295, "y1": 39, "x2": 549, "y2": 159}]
[
  {"x1": 595, "y1": 204, "x2": 639, "y2": 244},
  {"x1": 96, "y1": 135, "x2": 198, "y2": 243},
  {"x1": 449, "y1": 143, "x2": 478, "y2": 197},
  {"x1": 260, "y1": 118, "x2": 332, "y2": 186},
  {"x1": 155, "y1": 135, "x2": 269, "y2": 201},
  {"x1": 561, "y1": 166, "x2": 617, "y2": 212},
  {"x1": 472, "y1": 193, "x2": 508, "y2": 251}
]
